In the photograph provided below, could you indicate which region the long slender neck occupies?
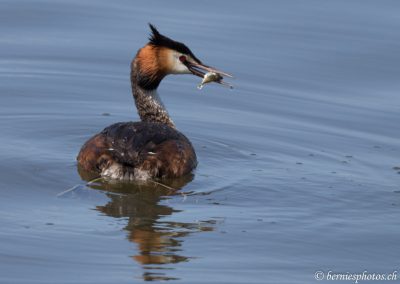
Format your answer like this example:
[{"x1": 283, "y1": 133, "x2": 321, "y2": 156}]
[{"x1": 130, "y1": 59, "x2": 175, "y2": 128}]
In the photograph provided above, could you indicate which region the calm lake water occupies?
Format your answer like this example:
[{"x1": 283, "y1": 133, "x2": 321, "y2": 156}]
[{"x1": 1, "y1": 1, "x2": 399, "y2": 283}]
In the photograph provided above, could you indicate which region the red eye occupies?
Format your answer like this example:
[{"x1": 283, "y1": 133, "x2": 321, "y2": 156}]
[{"x1": 179, "y1": 55, "x2": 186, "y2": 63}]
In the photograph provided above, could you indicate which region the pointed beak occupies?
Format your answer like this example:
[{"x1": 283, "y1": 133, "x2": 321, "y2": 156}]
[{"x1": 184, "y1": 60, "x2": 233, "y2": 88}]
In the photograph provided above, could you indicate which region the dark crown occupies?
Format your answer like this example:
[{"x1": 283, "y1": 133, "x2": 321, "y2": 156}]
[{"x1": 148, "y1": 23, "x2": 201, "y2": 63}]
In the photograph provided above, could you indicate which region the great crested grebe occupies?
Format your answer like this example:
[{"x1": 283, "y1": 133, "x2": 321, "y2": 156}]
[{"x1": 77, "y1": 24, "x2": 231, "y2": 181}]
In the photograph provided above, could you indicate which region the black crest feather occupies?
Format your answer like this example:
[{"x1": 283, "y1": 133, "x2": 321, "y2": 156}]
[{"x1": 148, "y1": 23, "x2": 201, "y2": 63}]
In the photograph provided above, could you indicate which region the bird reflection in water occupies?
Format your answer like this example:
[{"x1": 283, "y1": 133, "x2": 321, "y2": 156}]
[{"x1": 78, "y1": 168, "x2": 216, "y2": 281}]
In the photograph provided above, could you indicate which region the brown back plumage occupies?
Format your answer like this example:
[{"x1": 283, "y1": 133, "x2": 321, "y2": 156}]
[{"x1": 77, "y1": 122, "x2": 197, "y2": 179}]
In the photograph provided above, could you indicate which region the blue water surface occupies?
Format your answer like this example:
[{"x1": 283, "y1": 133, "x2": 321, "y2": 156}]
[{"x1": 0, "y1": 1, "x2": 399, "y2": 283}]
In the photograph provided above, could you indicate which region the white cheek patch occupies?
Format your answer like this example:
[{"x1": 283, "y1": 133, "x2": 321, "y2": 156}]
[{"x1": 169, "y1": 51, "x2": 191, "y2": 74}]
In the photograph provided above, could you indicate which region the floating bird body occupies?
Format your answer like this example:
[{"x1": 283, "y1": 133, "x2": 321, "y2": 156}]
[{"x1": 77, "y1": 24, "x2": 232, "y2": 181}]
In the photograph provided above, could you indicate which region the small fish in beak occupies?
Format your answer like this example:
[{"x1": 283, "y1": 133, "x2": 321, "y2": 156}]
[
  {"x1": 197, "y1": 72, "x2": 234, "y2": 89},
  {"x1": 198, "y1": 72, "x2": 222, "y2": 89}
]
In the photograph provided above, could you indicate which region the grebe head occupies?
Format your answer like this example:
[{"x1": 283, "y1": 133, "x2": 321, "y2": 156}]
[{"x1": 133, "y1": 24, "x2": 232, "y2": 90}]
